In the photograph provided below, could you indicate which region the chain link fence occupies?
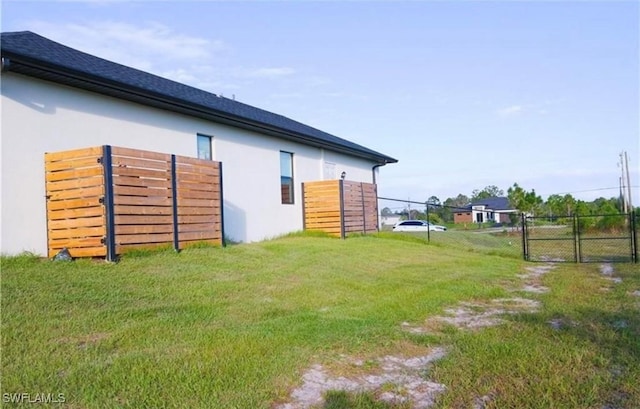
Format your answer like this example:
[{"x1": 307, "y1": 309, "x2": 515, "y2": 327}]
[
  {"x1": 377, "y1": 197, "x2": 638, "y2": 263},
  {"x1": 523, "y1": 212, "x2": 638, "y2": 263},
  {"x1": 377, "y1": 197, "x2": 523, "y2": 259}
]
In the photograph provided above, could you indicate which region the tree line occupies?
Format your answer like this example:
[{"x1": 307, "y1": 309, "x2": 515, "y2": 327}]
[{"x1": 381, "y1": 184, "x2": 637, "y2": 225}]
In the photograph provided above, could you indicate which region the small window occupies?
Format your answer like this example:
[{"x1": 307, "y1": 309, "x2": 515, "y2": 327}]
[
  {"x1": 197, "y1": 134, "x2": 212, "y2": 160},
  {"x1": 280, "y1": 151, "x2": 294, "y2": 204}
]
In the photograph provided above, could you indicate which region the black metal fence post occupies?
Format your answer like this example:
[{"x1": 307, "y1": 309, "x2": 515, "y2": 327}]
[
  {"x1": 360, "y1": 182, "x2": 366, "y2": 234},
  {"x1": 339, "y1": 179, "x2": 345, "y2": 239},
  {"x1": 170, "y1": 154, "x2": 179, "y2": 252},
  {"x1": 573, "y1": 214, "x2": 580, "y2": 263},
  {"x1": 521, "y1": 213, "x2": 528, "y2": 261},
  {"x1": 101, "y1": 145, "x2": 117, "y2": 262},
  {"x1": 426, "y1": 203, "x2": 431, "y2": 242},
  {"x1": 631, "y1": 210, "x2": 638, "y2": 263},
  {"x1": 219, "y1": 163, "x2": 226, "y2": 247}
]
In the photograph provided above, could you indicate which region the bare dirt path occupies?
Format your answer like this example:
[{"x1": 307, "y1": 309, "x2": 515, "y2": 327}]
[{"x1": 276, "y1": 264, "x2": 556, "y2": 409}]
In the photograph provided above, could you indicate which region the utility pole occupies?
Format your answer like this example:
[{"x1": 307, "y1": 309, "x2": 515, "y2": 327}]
[
  {"x1": 620, "y1": 152, "x2": 629, "y2": 213},
  {"x1": 624, "y1": 151, "x2": 633, "y2": 210},
  {"x1": 619, "y1": 176, "x2": 625, "y2": 213}
]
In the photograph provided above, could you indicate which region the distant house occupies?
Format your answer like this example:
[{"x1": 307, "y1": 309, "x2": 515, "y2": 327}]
[
  {"x1": 0, "y1": 31, "x2": 397, "y2": 255},
  {"x1": 453, "y1": 197, "x2": 517, "y2": 224},
  {"x1": 380, "y1": 214, "x2": 402, "y2": 227}
]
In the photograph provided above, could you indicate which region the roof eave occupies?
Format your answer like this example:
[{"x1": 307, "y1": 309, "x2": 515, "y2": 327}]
[{"x1": 2, "y1": 53, "x2": 397, "y2": 164}]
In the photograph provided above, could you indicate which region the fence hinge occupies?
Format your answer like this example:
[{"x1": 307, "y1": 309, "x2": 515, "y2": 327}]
[
  {"x1": 99, "y1": 196, "x2": 105, "y2": 204},
  {"x1": 100, "y1": 237, "x2": 106, "y2": 245},
  {"x1": 97, "y1": 157, "x2": 103, "y2": 164}
]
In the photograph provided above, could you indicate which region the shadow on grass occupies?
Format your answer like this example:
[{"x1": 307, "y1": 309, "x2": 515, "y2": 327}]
[{"x1": 512, "y1": 306, "x2": 640, "y2": 407}]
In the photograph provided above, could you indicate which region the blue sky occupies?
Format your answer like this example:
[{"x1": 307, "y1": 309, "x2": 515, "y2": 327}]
[{"x1": 2, "y1": 0, "x2": 638, "y2": 205}]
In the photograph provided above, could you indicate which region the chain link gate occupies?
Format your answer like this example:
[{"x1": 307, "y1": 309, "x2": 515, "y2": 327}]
[{"x1": 522, "y1": 211, "x2": 638, "y2": 263}]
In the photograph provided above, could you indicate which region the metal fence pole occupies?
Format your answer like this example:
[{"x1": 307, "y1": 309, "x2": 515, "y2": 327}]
[
  {"x1": 573, "y1": 214, "x2": 580, "y2": 263},
  {"x1": 632, "y1": 210, "x2": 638, "y2": 263},
  {"x1": 170, "y1": 155, "x2": 180, "y2": 252},
  {"x1": 521, "y1": 213, "x2": 527, "y2": 261},
  {"x1": 101, "y1": 145, "x2": 117, "y2": 262},
  {"x1": 339, "y1": 179, "x2": 345, "y2": 240},
  {"x1": 426, "y1": 203, "x2": 430, "y2": 242},
  {"x1": 360, "y1": 182, "x2": 366, "y2": 234}
]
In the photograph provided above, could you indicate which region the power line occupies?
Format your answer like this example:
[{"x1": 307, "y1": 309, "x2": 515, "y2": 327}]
[{"x1": 549, "y1": 186, "x2": 639, "y2": 196}]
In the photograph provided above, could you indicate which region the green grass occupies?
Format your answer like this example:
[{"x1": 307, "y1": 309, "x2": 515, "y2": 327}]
[
  {"x1": 1, "y1": 234, "x2": 638, "y2": 408},
  {"x1": 380, "y1": 228, "x2": 523, "y2": 259}
]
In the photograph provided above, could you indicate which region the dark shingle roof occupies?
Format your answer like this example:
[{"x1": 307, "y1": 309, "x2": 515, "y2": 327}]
[
  {"x1": 1, "y1": 31, "x2": 397, "y2": 164},
  {"x1": 471, "y1": 197, "x2": 512, "y2": 211}
]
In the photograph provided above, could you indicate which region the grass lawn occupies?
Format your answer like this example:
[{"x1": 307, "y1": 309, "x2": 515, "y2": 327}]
[{"x1": 1, "y1": 232, "x2": 638, "y2": 408}]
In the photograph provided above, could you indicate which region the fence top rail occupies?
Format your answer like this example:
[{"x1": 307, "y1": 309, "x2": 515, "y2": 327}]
[{"x1": 527, "y1": 212, "x2": 635, "y2": 219}]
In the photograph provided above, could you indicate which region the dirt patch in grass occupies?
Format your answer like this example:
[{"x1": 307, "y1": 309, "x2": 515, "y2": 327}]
[
  {"x1": 276, "y1": 347, "x2": 447, "y2": 409},
  {"x1": 279, "y1": 264, "x2": 552, "y2": 408},
  {"x1": 402, "y1": 298, "x2": 541, "y2": 334},
  {"x1": 516, "y1": 264, "x2": 555, "y2": 293}
]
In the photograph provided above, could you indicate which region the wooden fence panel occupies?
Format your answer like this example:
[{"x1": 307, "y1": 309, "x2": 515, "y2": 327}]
[
  {"x1": 303, "y1": 180, "x2": 378, "y2": 237},
  {"x1": 45, "y1": 147, "x2": 106, "y2": 258},
  {"x1": 45, "y1": 145, "x2": 224, "y2": 260},
  {"x1": 110, "y1": 147, "x2": 173, "y2": 249},
  {"x1": 303, "y1": 180, "x2": 342, "y2": 236},
  {"x1": 342, "y1": 181, "x2": 378, "y2": 234},
  {"x1": 175, "y1": 155, "x2": 223, "y2": 248}
]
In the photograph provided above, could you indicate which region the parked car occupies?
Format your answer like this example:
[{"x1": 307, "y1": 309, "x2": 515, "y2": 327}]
[{"x1": 392, "y1": 220, "x2": 447, "y2": 232}]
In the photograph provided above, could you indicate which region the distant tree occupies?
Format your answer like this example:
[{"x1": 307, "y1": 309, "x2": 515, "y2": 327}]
[
  {"x1": 471, "y1": 185, "x2": 504, "y2": 202},
  {"x1": 545, "y1": 194, "x2": 565, "y2": 217},
  {"x1": 507, "y1": 183, "x2": 542, "y2": 216},
  {"x1": 441, "y1": 194, "x2": 470, "y2": 223},
  {"x1": 591, "y1": 197, "x2": 620, "y2": 214},
  {"x1": 507, "y1": 183, "x2": 526, "y2": 211},
  {"x1": 563, "y1": 194, "x2": 576, "y2": 215},
  {"x1": 596, "y1": 201, "x2": 625, "y2": 231},
  {"x1": 381, "y1": 207, "x2": 393, "y2": 217},
  {"x1": 444, "y1": 194, "x2": 470, "y2": 211},
  {"x1": 425, "y1": 196, "x2": 446, "y2": 224},
  {"x1": 427, "y1": 196, "x2": 441, "y2": 206}
]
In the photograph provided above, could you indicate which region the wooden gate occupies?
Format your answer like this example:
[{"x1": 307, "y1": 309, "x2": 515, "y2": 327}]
[
  {"x1": 45, "y1": 145, "x2": 223, "y2": 260},
  {"x1": 302, "y1": 180, "x2": 378, "y2": 238}
]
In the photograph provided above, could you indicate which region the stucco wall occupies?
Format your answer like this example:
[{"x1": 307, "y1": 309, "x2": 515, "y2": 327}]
[{"x1": 0, "y1": 73, "x2": 378, "y2": 255}]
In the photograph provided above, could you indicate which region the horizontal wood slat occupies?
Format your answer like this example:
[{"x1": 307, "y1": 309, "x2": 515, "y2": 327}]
[
  {"x1": 110, "y1": 146, "x2": 171, "y2": 161},
  {"x1": 115, "y1": 215, "x2": 174, "y2": 225},
  {"x1": 44, "y1": 146, "x2": 103, "y2": 162},
  {"x1": 112, "y1": 175, "x2": 172, "y2": 189},
  {"x1": 303, "y1": 180, "x2": 378, "y2": 237},
  {"x1": 46, "y1": 146, "x2": 223, "y2": 259},
  {"x1": 45, "y1": 146, "x2": 106, "y2": 258},
  {"x1": 174, "y1": 157, "x2": 222, "y2": 249},
  {"x1": 48, "y1": 246, "x2": 107, "y2": 258},
  {"x1": 46, "y1": 177, "x2": 104, "y2": 192}
]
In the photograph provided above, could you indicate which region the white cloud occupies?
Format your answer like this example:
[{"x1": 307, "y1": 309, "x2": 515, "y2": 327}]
[
  {"x1": 496, "y1": 105, "x2": 523, "y2": 116},
  {"x1": 17, "y1": 20, "x2": 341, "y2": 110},
  {"x1": 28, "y1": 20, "x2": 222, "y2": 64},
  {"x1": 241, "y1": 67, "x2": 296, "y2": 79},
  {"x1": 23, "y1": 20, "x2": 227, "y2": 92}
]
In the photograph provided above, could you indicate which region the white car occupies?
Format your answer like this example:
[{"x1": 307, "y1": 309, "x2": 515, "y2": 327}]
[{"x1": 392, "y1": 220, "x2": 447, "y2": 232}]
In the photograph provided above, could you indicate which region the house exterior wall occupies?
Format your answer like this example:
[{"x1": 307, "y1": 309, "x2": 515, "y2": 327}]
[
  {"x1": 1, "y1": 73, "x2": 377, "y2": 255},
  {"x1": 454, "y1": 212, "x2": 473, "y2": 224}
]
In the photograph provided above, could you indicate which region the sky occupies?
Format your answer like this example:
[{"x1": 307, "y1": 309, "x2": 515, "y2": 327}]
[{"x1": 2, "y1": 0, "x2": 639, "y2": 206}]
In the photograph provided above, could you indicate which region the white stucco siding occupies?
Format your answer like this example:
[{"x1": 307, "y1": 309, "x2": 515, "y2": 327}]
[
  {"x1": 1, "y1": 73, "x2": 378, "y2": 255},
  {"x1": 322, "y1": 149, "x2": 377, "y2": 183},
  {"x1": 211, "y1": 128, "x2": 376, "y2": 242}
]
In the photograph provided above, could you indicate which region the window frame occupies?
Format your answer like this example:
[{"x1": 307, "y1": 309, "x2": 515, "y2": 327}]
[
  {"x1": 280, "y1": 151, "x2": 294, "y2": 205},
  {"x1": 197, "y1": 134, "x2": 213, "y2": 160}
]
